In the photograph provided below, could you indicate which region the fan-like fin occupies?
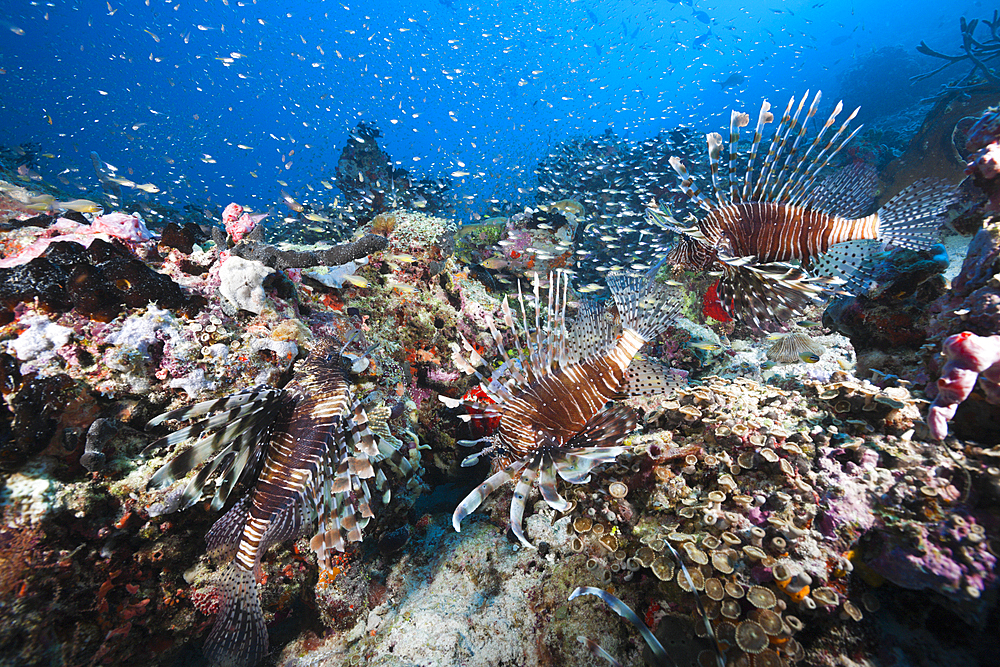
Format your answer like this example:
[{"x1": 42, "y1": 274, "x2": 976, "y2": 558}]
[
  {"x1": 452, "y1": 457, "x2": 526, "y2": 532},
  {"x1": 717, "y1": 257, "x2": 835, "y2": 330},
  {"x1": 875, "y1": 178, "x2": 952, "y2": 251},
  {"x1": 203, "y1": 562, "x2": 267, "y2": 667},
  {"x1": 537, "y1": 453, "x2": 571, "y2": 512},
  {"x1": 510, "y1": 455, "x2": 541, "y2": 548},
  {"x1": 622, "y1": 357, "x2": 686, "y2": 398}
]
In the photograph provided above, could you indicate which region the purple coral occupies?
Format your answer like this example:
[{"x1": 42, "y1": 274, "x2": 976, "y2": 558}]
[
  {"x1": 966, "y1": 106, "x2": 1000, "y2": 212},
  {"x1": 927, "y1": 331, "x2": 1000, "y2": 439}
]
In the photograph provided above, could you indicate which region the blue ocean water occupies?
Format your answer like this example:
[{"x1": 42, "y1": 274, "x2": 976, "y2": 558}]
[{"x1": 0, "y1": 0, "x2": 981, "y2": 218}]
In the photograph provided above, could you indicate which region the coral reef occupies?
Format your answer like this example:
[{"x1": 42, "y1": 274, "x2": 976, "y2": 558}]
[
  {"x1": 927, "y1": 332, "x2": 1000, "y2": 440},
  {"x1": 965, "y1": 105, "x2": 1000, "y2": 213},
  {"x1": 0, "y1": 123, "x2": 998, "y2": 667},
  {"x1": 824, "y1": 244, "x2": 950, "y2": 377},
  {"x1": 914, "y1": 11, "x2": 1000, "y2": 94},
  {"x1": 924, "y1": 219, "x2": 1000, "y2": 442}
]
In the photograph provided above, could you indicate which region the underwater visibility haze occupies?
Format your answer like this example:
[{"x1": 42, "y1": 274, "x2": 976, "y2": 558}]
[{"x1": 1, "y1": 0, "x2": 1000, "y2": 666}]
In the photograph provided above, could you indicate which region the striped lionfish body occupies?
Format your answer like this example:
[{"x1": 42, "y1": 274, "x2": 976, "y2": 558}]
[
  {"x1": 145, "y1": 338, "x2": 414, "y2": 667},
  {"x1": 657, "y1": 90, "x2": 953, "y2": 328},
  {"x1": 442, "y1": 271, "x2": 683, "y2": 548}
]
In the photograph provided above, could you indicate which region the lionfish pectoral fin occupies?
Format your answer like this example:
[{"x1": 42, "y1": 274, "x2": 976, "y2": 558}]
[
  {"x1": 809, "y1": 239, "x2": 883, "y2": 296},
  {"x1": 144, "y1": 388, "x2": 284, "y2": 501},
  {"x1": 717, "y1": 259, "x2": 830, "y2": 330},
  {"x1": 606, "y1": 273, "x2": 683, "y2": 342},
  {"x1": 204, "y1": 562, "x2": 267, "y2": 667},
  {"x1": 875, "y1": 177, "x2": 953, "y2": 252},
  {"x1": 452, "y1": 457, "x2": 525, "y2": 532},
  {"x1": 144, "y1": 387, "x2": 270, "y2": 431},
  {"x1": 509, "y1": 456, "x2": 542, "y2": 548},
  {"x1": 563, "y1": 403, "x2": 637, "y2": 451},
  {"x1": 204, "y1": 495, "x2": 251, "y2": 558},
  {"x1": 537, "y1": 453, "x2": 571, "y2": 512},
  {"x1": 576, "y1": 636, "x2": 625, "y2": 667},
  {"x1": 569, "y1": 587, "x2": 669, "y2": 665},
  {"x1": 622, "y1": 358, "x2": 686, "y2": 398}
]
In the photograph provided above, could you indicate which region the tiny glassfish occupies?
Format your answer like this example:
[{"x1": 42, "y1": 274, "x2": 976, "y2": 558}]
[{"x1": 688, "y1": 342, "x2": 721, "y2": 351}]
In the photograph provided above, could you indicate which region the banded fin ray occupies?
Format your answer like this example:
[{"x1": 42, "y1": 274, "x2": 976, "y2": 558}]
[
  {"x1": 875, "y1": 178, "x2": 953, "y2": 251},
  {"x1": 622, "y1": 357, "x2": 686, "y2": 398},
  {"x1": 453, "y1": 457, "x2": 526, "y2": 533},
  {"x1": 204, "y1": 562, "x2": 267, "y2": 667},
  {"x1": 537, "y1": 452, "x2": 571, "y2": 512},
  {"x1": 717, "y1": 258, "x2": 833, "y2": 330},
  {"x1": 509, "y1": 454, "x2": 542, "y2": 548},
  {"x1": 145, "y1": 387, "x2": 271, "y2": 430}
]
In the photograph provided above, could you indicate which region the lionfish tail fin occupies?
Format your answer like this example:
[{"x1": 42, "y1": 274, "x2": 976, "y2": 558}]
[
  {"x1": 204, "y1": 562, "x2": 267, "y2": 667},
  {"x1": 876, "y1": 178, "x2": 953, "y2": 251},
  {"x1": 718, "y1": 258, "x2": 833, "y2": 329},
  {"x1": 606, "y1": 272, "x2": 681, "y2": 342}
]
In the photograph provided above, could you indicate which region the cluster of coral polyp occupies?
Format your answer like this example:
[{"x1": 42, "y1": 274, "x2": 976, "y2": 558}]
[{"x1": 555, "y1": 373, "x2": 995, "y2": 666}]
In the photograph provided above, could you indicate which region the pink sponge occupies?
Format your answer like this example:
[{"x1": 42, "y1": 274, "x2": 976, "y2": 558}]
[
  {"x1": 223, "y1": 202, "x2": 267, "y2": 242},
  {"x1": 928, "y1": 332, "x2": 1000, "y2": 439}
]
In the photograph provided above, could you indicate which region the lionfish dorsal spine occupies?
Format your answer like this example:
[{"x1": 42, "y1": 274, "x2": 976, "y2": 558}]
[
  {"x1": 727, "y1": 110, "x2": 750, "y2": 202},
  {"x1": 780, "y1": 97, "x2": 849, "y2": 204},
  {"x1": 706, "y1": 132, "x2": 727, "y2": 206},
  {"x1": 760, "y1": 92, "x2": 813, "y2": 202},
  {"x1": 752, "y1": 93, "x2": 798, "y2": 202},
  {"x1": 772, "y1": 90, "x2": 827, "y2": 203},
  {"x1": 787, "y1": 115, "x2": 863, "y2": 207},
  {"x1": 741, "y1": 99, "x2": 774, "y2": 200},
  {"x1": 668, "y1": 155, "x2": 714, "y2": 211},
  {"x1": 765, "y1": 92, "x2": 817, "y2": 202}
]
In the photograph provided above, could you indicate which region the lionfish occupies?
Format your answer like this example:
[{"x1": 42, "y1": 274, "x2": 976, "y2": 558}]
[
  {"x1": 144, "y1": 338, "x2": 414, "y2": 667},
  {"x1": 441, "y1": 271, "x2": 683, "y2": 548},
  {"x1": 656, "y1": 90, "x2": 953, "y2": 328}
]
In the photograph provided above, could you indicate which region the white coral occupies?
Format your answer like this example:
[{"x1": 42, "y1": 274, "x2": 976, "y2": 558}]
[{"x1": 218, "y1": 256, "x2": 274, "y2": 314}]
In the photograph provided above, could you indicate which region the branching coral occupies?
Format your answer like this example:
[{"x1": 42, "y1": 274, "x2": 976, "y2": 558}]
[{"x1": 913, "y1": 11, "x2": 1000, "y2": 92}]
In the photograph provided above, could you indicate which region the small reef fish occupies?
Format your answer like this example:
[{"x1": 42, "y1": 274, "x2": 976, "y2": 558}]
[
  {"x1": 687, "y1": 341, "x2": 721, "y2": 352},
  {"x1": 145, "y1": 338, "x2": 415, "y2": 667},
  {"x1": 655, "y1": 90, "x2": 953, "y2": 328},
  {"x1": 442, "y1": 271, "x2": 684, "y2": 547},
  {"x1": 766, "y1": 331, "x2": 825, "y2": 365},
  {"x1": 23, "y1": 197, "x2": 103, "y2": 214}
]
